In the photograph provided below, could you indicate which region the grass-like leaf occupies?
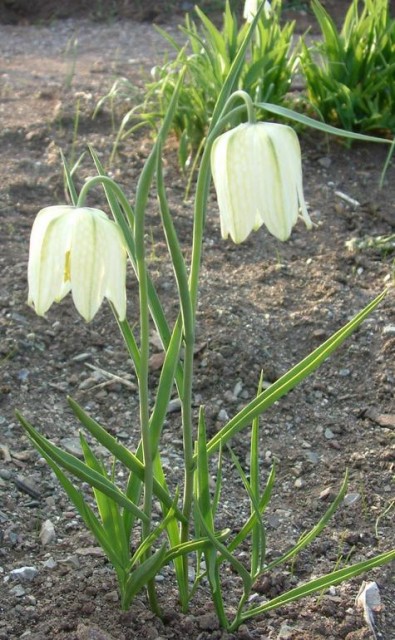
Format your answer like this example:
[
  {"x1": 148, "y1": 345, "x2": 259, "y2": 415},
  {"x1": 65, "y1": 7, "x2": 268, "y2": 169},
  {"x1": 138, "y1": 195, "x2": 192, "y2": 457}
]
[
  {"x1": 236, "y1": 549, "x2": 395, "y2": 625},
  {"x1": 300, "y1": 0, "x2": 395, "y2": 135},
  {"x1": 17, "y1": 411, "x2": 148, "y2": 523},
  {"x1": 68, "y1": 397, "x2": 186, "y2": 524},
  {"x1": 206, "y1": 291, "x2": 386, "y2": 456}
]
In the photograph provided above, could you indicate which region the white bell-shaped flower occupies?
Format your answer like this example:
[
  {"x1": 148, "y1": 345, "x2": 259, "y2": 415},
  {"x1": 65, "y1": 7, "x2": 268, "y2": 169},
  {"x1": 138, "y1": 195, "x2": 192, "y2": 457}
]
[
  {"x1": 28, "y1": 205, "x2": 127, "y2": 322},
  {"x1": 243, "y1": 0, "x2": 271, "y2": 22},
  {"x1": 210, "y1": 122, "x2": 312, "y2": 243}
]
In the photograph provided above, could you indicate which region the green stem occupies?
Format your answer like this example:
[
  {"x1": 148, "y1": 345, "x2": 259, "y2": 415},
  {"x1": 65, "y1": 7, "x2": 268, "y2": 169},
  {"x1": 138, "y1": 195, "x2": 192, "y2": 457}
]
[
  {"x1": 156, "y1": 148, "x2": 196, "y2": 608},
  {"x1": 179, "y1": 143, "x2": 211, "y2": 555},
  {"x1": 179, "y1": 338, "x2": 195, "y2": 607},
  {"x1": 134, "y1": 157, "x2": 158, "y2": 615},
  {"x1": 222, "y1": 89, "x2": 256, "y2": 124},
  {"x1": 76, "y1": 175, "x2": 133, "y2": 222},
  {"x1": 180, "y1": 93, "x2": 253, "y2": 585}
]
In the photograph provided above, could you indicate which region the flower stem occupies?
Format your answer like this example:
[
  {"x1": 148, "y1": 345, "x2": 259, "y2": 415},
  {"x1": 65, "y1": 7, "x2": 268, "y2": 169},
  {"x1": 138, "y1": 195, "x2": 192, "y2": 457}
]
[
  {"x1": 221, "y1": 89, "x2": 256, "y2": 124},
  {"x1": 180, "y1": 91, "x2": 255, "y2": 592}
]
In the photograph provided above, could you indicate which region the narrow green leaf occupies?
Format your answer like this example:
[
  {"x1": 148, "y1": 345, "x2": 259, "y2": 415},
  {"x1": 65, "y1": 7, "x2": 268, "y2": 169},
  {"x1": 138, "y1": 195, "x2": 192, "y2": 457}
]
[
  {"x1": 211, "y1": 443, "x2": 223, "y2": 519},
  {"x1": 264, "y1": 471, "x2": 349, "y2": 572},
  {"x1": 122, "y1": 544, "x2": 168, "y2": 609},
  {"x1": 60, "y1": 149, "x2": 79, "y2": 206},
  {"x1": 128, "y1": 494, "x2": 178, "y2": 570},
  {"x1": 88, "y1": 146, "x2": 182, "y2": 385},
  {"x1": 196, "y1": 408, "x2": 213, "y2": 529},
  {"x1": 195, "y1": 501, "x2": 252, "y2": 594},
  {"x1": 18, "y1": 426, "x2": 128, "y2": 573},
  {"x1": 229, "y1": 464, "x2": 276, "y2": 552},
  {"x1": 79, "y1": 433, "x2": 130, "y2": 563},
  {"x1": 250, "y1": 374, "x2": 265, "y2": 575},
  {"x1": 164, "y1": 529, "x2": 231, "y2": 564},
  {"x1": 227, "y1": 447, "x2": 265, "y2": 577},
  {"x1": 257, "y1": 103, "x2": 394, "y2": 144},
  {"x1": 206, "y1": 292, "x2": 386, "y2": 457},
  {"x1": 149, "y1": 317, "x2": 183, "y2": 453},
  {"x1": 17, "y1": 411, "x2": 148, "y2": 523},
  {"x1": 67, "y1": 398, "x2": 187, "y2": 524},
  {"x1": 239, "y1": 549, "x2": 395, "y2": 623}
]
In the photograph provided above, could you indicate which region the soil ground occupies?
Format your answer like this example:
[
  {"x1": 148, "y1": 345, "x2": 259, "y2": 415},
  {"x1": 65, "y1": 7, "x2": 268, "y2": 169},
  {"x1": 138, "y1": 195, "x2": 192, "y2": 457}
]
[{"x1": 0, "y1": 2, "x2": 394, "y2": 640}]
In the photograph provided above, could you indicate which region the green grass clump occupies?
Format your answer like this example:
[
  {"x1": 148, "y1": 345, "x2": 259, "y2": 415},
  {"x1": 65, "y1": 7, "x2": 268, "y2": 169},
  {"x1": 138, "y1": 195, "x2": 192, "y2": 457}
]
[
  {"x1": 105, "y1": 0, "x2": 297, "y2": 169},
  {"x1": 300, "y1": 0, "x2": 395, "y2": 135}
]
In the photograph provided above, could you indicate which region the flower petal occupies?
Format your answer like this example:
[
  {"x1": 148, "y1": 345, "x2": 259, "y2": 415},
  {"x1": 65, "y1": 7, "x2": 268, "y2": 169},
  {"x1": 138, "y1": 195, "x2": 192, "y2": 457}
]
[
  {"x1": 211, "y1": 124, "x2": 265, "y2": 243},
  {"x1": 69, "y1": 208, "x2": 107, "y2": 322},
  {"x1": 28, "y1": 206, "x2": 73, "y2": 315},
  {"x1": 100, "y1": 217, "x2": 127, "y2": 321},
  {"x1": 261, "y1": 124, "x2": 299, "y2": 241}
]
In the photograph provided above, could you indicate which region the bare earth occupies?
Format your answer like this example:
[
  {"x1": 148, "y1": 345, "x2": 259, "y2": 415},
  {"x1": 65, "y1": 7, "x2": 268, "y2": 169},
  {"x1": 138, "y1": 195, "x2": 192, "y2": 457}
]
[{"x1": 0, "y1": 6, "x2": 394, "y2": 640}]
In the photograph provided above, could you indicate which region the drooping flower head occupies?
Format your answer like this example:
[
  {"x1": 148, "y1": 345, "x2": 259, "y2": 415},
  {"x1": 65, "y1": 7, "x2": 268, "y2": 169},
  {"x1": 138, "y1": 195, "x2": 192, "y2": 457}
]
[
  {"x1": 210, "y1": 122, "x2": 312, "y2": 243},
  {"x1": 28, "y1": 205, "x2": 127, "y2": 322},
  {"x1": 243, "y1": 0, "x2": 271, "y2": 22}
]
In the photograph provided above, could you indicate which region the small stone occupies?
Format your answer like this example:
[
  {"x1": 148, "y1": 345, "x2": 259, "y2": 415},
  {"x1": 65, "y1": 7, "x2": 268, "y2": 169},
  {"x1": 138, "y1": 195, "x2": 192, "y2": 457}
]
[
  {"x1": 73, "y1": 352, "x2": 93, "y2": 362},
  {"x1": 79, "y1": 377, "x2": 97, "y2": 390},
  {"x1": 304, "y1": 450, "x2": 320, "y2": 464},
  {"x1": 188, "y1": 566, "x2": 195, "y2": 582},
  {"x1": 42, "y1": 557, "x2": 57, "y2": 569},
  {"x1": 277, "y1": 621, "x2": 296, "y2": 638},
  {"x1": 17, "y1": 369, "x2": 30, "y2": 382},
  {"x1": 294, "y1": 478, "x2": 304, "y2": 488},
  {"x1": 339, "y1": 368, "x2": 351, "y2": 377},
  {"x1": 76, "y1": 623, "x2": 117, "y2": 640},
  {"x1": 116, "y1": 431, "x2": 130, "y2": 440},
  {"x1": 60, "y1": 437, "x2": 83, "y2": 458},
  {"x1": 10, "y1": 566, "x2": 38, "y2": 582},
  {"x1": 26, "y1": 594, "x2": 37, "y2": 605},
  {"x1": 167, "y1": 398, "x2": 182, "y2": 413},
  {"x1": 10, "y1": 584, "x2": 26, "y2": 597},
  {"x1": 319, "y1": 487, "x2": 333, "y2": 500},
  {"x1": 233, "y1": 380, "x2": 243, "y2": 397},
  {"x1": 198, "y1": 612, "x2": 219, "y2": 631},
  {"x1": 154, "y1": 574, "x2": 165, "y2": 582},
  {"x1": 103, "y1": 590, "x2": 119, "y2": 603},
  {"x1": 382, "y1": 325, "x2": 395, "y2": 336},
  {"x1": 39, "y1": 519, "x2": 56, "y2": 546},
  {"x1": 75, "y1": 547, "x2": 104, "y2": 557},
  {"x1": 14, "y1": 475, "x2": 41, "y2": 498},
  {"x1": 318, "y1": 157, "x2": 331, "y2": 169},
  {"x1": 324, "y1": 427, "x2": 335, "y2": 440},
  {"x1": 217, "y1": 408, "x2": 229, "y2": 422},
  {"x1": 223, "y1": 390, "x2": 235, "y2": 403},
  {"x1": 343, "y1": 492, "x2": 360, "y2": 506},
  {"x1": 63, "y1": 555, "x2": 80, "y2": 569}
]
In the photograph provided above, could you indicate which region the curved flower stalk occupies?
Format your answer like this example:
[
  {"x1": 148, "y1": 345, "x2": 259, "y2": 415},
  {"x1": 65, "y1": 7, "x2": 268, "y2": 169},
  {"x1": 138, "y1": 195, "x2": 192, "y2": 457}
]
[
  {"x1": 28, "y1": 205, "x2": 126, "y2": 322},
  {"x1": 210, "y1": 122, "x2": 312, "y2": 243}
]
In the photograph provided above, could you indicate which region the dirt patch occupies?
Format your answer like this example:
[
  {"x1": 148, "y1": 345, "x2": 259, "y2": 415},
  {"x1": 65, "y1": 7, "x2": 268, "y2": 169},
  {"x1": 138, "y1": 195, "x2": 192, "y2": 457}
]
[
  {"x1": 0, "y1": 0, "x2": 355, "y2": 26},
  {"x1": 0, "y1": 5, "x2": 394, "y2": 640}
]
